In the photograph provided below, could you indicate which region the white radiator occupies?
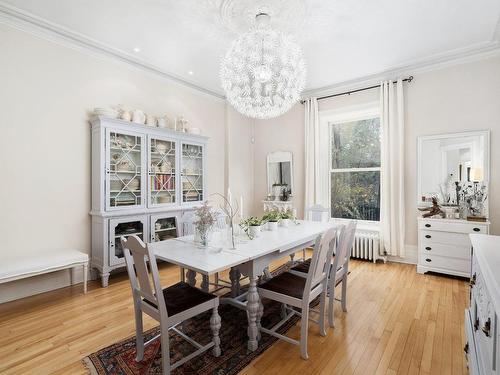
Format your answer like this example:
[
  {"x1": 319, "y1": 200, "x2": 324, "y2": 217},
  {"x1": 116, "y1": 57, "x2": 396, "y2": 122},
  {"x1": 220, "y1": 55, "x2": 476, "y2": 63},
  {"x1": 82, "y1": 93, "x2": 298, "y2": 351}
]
[{"x1": 350, "y1": 230, "x2": 385, "y2": 263}]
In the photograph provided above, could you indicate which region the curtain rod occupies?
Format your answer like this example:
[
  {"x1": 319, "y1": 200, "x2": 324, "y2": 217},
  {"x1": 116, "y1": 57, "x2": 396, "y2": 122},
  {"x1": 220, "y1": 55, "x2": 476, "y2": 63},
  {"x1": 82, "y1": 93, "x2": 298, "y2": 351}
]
[{"x1": 301, "y1": 75, "x2": 413, "y2": 104}]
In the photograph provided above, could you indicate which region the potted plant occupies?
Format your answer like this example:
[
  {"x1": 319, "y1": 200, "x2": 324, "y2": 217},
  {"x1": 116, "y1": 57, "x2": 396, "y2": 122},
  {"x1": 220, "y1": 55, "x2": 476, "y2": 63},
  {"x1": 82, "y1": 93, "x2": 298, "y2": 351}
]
[
  {"x1": 240, "y1": 217, "x2": 264, "y2": 239},
  {"x1": 263, "y1": 210, "x2": 281, "y2": 231},
  {"x1": 279, "y1": 209, "x2": 294, "y2": 227},
  {"x1": 193, "y1": 201, "x2": 216, "y2": 246}
]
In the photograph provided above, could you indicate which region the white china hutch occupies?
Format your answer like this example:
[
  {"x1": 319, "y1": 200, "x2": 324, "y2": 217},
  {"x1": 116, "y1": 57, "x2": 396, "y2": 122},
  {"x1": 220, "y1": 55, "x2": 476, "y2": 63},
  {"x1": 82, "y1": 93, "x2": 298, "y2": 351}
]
[{"x1": 90, "y1": 116, "x2": 207, "y2": 286}]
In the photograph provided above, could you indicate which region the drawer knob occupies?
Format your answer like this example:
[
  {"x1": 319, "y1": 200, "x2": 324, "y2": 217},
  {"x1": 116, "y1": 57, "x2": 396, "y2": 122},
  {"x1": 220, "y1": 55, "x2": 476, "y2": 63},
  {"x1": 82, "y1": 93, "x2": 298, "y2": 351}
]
[
  {"x1": 425, "y1": 258, "x2": 431, "y2": 262},
  {"x1": 425, "y1": 223, "x2": 431, "y2": 228},
  {"x1": 473, "y1": 228, "x2": 480, "y2": 232},
  {"x1": 481, "y1": 318, "x2": 491, "y2": 337},
  {"x1": 464, "y1": 343, "x2": 469, "y2": 355},
  {"x1": 470, "y1": 273, "x2": 476, "y2": 287},
  {"x1": 425, "y1": 246, "x2": 431, "y2": 251},
  {"x1": 425, "y1": 235, "x2": 431, "y2": 239}
]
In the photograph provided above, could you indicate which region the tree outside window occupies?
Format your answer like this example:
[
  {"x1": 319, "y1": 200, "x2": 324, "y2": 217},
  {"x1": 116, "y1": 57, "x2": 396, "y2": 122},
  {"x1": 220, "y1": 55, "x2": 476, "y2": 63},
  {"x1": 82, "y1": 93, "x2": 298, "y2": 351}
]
[{"x1": 330, "y1": 117, "x2": 381, "y2": 221}]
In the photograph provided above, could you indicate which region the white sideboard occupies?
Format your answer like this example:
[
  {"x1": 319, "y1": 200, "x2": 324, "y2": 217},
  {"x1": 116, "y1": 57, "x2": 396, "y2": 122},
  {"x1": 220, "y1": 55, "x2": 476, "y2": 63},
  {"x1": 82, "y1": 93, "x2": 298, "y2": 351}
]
[
  {"x1": 90, "y1": 116, "x2": 208, "y2": 286},
  {"x1": 417, "y1": 217, "x2": 490, "y2": 278},
  {"x1": 465, "y1": 234, "x2": 500, "y2": 375}
]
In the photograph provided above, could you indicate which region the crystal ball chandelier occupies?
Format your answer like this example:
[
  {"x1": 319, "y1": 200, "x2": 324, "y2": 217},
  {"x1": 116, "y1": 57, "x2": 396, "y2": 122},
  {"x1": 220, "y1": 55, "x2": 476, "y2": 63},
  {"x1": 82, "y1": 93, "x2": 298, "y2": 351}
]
[{"x1": 220, "y1": 13, "x2": 306, "y2": 119}]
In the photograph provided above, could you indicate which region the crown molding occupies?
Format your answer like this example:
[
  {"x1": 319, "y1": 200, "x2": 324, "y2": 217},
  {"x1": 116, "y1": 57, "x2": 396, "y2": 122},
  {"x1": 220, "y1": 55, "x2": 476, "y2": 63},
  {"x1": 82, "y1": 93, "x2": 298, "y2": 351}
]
[
  {"x1": 302, "y1": 40, "x2": 500, "y2": 99},
  {"x1": 0, "y1": 2, "x2": 226, "y2": 100}
]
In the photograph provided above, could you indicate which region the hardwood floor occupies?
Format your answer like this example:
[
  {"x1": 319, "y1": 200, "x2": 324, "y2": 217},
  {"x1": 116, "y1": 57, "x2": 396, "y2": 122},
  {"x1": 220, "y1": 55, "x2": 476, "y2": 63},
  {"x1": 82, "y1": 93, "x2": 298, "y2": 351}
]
[{"x1": 0, "y1": 255, "x2": 469, "y2": 374}]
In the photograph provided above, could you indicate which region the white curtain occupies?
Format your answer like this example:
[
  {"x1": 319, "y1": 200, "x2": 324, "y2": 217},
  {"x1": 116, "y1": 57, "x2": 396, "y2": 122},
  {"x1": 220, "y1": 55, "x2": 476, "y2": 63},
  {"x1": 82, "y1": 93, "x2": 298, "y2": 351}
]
[
  {"x1": 304, "y1": 98, "x2": 329, "y2": 216},
  {"x1": 380, "y1": 80, "x2": 406, "y2": 257}
]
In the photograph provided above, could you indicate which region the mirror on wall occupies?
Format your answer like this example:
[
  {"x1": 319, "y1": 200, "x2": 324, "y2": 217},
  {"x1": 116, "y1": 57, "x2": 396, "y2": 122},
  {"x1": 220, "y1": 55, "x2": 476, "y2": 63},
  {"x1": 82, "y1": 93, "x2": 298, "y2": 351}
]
[
  {"x1": 417, "y1": 130, "x2": 490, "y2": 206},
  {"x1": 267, "y1": 151, "x2": 293, "y2": 200}
]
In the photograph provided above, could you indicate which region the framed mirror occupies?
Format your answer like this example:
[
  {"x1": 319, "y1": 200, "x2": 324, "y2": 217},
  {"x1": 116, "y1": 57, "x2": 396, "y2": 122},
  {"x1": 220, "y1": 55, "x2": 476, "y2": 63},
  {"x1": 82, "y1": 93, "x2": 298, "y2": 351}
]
[
  {"x1": 417, "y1": 130, "x2": 490, "y2": 207},
  {"x1": 267, "y1": 151, "x2": 293, "y2": 199}
]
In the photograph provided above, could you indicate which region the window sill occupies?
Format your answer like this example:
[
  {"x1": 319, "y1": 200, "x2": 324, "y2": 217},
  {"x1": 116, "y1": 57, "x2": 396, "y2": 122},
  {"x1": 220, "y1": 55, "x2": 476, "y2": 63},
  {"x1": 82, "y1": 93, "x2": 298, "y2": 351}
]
[{"x1": 330, "y1": 218, "x2": 380, "y2": 232}]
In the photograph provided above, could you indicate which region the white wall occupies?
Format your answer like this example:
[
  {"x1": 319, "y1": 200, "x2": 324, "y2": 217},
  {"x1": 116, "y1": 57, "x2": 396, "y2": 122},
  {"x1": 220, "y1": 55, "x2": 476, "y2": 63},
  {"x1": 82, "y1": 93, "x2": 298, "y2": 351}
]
[
  {"x1": 253, "y1": 55, "x2": 500, "y2": 257},
  {"x1": 0, "y1": 24, "x2": 251, "y2": 302}
]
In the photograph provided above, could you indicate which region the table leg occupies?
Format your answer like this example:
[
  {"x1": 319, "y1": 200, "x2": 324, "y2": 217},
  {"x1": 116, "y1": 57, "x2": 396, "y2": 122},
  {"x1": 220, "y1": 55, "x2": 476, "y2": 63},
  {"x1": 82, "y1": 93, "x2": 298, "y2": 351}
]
[
  {"x1": 229, "y1": 267, "x2": 241, "y2": 297},
  {"x1": 246, "y1": 276, "x2": 260, "y2": 351},
  {"x1": 201, "y1": 275, "x2": 209, "y2": 292},
  {"x1": 186, "y1": 270, "x2": 196, "y2": 287},
  {"x1": 257, "y1": 298, "x2": 264, "y2": 341}
]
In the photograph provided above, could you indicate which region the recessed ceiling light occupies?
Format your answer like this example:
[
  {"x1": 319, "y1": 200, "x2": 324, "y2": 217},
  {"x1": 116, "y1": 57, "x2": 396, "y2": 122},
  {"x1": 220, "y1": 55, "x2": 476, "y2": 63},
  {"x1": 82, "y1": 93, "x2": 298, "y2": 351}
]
[
  {"x1": 188, "y1": 71, "x2": 194, "y2": 75},
  {"x1": 133, "y1": 47, "x2": 141, "y2": 53}
]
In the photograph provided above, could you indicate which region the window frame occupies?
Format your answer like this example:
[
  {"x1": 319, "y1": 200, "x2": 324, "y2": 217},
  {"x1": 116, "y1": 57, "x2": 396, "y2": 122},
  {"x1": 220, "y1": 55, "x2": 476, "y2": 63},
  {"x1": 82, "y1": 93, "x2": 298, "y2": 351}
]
[{"x1": 322, "y1": 103, "x2": 381, "y2": 224}]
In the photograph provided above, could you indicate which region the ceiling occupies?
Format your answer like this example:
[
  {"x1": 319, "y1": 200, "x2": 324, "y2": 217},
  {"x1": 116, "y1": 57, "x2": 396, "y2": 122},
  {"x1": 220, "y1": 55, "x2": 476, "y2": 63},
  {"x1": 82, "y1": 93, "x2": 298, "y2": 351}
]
[{"x1": 2, "y1": 0, "x2": 500, "y2": 97}]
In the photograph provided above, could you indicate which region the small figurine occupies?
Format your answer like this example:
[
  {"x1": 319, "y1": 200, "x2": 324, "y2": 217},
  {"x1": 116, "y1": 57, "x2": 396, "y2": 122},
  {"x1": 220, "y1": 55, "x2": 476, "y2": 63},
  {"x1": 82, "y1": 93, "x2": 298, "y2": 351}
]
[{"x1": 418, "y1": 197, "x2": 445, "y2": 218}]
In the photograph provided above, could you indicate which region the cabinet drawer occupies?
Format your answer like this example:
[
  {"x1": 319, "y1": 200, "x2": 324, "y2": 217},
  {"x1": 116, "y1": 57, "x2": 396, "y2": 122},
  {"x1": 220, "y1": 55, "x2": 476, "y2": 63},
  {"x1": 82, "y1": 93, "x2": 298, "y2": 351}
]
[
  {"x1": 420, "y1": 230, "x2": 470, "y2": 247},
  {"x1": 420, "y1": 242, "x2": 470, "y2": 259},
  {"x1": 419, "y1": 220, "x2": 487, "y2": 234},
  {"x1": 419, "y1": 254, "x2": 470, "y2": 274}
]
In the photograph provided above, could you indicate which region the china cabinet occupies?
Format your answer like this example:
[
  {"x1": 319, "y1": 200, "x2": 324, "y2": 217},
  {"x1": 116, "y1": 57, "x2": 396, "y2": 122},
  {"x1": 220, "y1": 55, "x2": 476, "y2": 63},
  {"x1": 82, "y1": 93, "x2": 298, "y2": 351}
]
[{"x1": 90, "y1": 116, "x2": 208, "y2": 286}]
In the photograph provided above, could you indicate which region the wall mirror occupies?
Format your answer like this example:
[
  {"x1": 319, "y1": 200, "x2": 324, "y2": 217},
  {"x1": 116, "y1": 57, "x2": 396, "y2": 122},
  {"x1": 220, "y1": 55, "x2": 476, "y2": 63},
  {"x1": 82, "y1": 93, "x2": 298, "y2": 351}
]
[
  {"x1": 267, "y1": 151, "x2": 293, "y2": 199},
  {"x1": 417, "y1": 130, "x2": 490, "y2": 206}
]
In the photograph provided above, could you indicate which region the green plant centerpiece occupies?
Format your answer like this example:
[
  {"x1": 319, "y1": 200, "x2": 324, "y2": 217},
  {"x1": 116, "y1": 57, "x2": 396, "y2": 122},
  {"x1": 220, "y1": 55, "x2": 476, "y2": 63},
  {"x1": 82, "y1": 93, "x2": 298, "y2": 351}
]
[
  {"x1": 279, "y1": 209, "x2": 294, "y2": 227},
  {"x1": 193, "y1": 201, "x2": 216, "y2": 246},
  {"x1": 263, "y1": 210, "x2": 281, "y2": 231},
  {"x1": 240, "y1": 216, "x2": 264, "y2": 239}
]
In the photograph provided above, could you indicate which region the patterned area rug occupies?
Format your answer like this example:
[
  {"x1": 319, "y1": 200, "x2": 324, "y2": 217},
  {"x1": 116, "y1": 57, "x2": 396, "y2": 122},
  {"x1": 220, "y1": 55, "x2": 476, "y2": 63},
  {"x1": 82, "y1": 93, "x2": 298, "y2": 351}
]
[{"x1": 83, "y1": 266, "x2": 312, "y2": 374}]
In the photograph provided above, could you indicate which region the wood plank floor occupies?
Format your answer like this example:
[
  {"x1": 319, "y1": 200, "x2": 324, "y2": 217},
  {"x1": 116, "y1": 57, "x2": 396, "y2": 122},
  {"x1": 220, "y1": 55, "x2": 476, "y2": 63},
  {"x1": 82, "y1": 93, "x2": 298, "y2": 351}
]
[{"x1": 0, "y1": 255, "x2": 469, "y2": 374}]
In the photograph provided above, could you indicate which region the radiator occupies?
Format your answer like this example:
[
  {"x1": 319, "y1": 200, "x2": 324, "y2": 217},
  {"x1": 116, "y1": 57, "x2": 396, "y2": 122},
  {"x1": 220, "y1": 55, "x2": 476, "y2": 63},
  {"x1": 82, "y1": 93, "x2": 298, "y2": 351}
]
[{"x1": 350, "y1": 230, "x2": 385, "y2": 263}]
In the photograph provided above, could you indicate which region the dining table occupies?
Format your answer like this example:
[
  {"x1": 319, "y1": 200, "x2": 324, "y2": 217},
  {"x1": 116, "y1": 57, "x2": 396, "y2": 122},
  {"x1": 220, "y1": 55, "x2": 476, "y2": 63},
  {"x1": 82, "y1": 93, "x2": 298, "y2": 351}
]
[{"x1": 149, "y1": 220, "x2": 338, "y2": 351}]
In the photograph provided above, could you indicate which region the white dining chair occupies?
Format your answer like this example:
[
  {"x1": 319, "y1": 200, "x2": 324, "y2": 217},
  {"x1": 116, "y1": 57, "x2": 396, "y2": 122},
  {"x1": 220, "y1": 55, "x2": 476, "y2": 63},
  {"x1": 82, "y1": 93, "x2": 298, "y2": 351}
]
[
  {"x1": 290, "y1": 220, "x2": 357, "y2": 328},
  {"x1": 121, "y1": 235, "x2": 221, "y2": 374},
  {"x1": 257, "y1": 226, "x2": 339, "y2": 359},
  {"x1": 305, "y1": 204, "x2": 330, "y2": 223}
]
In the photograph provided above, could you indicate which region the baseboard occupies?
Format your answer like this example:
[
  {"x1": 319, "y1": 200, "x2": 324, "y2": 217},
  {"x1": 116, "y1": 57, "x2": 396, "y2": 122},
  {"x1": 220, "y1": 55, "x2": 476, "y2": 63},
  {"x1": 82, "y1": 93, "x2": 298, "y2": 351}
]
[{"x1": 386, "y1": 245, "x2": 418, "y2": 265}]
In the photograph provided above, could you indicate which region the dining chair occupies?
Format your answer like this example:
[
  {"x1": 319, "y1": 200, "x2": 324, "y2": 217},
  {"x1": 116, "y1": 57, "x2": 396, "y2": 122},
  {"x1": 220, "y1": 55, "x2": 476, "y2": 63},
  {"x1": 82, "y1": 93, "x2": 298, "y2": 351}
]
[
  {"x1": 121, "y1": 235, "x2": 221, "y2": 374},
  {"x1": 257, "y1": 226, "x2": 339, "y2": 359},
  {"x1": 290, "y1": 220, "x2": 357, "y2": 328},
  {"x1": 305, "y1": 204, "x2": 330, "y2": 223}
]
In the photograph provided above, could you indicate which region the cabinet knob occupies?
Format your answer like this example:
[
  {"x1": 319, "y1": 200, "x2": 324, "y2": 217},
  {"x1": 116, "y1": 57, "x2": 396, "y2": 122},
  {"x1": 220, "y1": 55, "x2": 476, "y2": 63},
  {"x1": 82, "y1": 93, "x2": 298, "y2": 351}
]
[
  {"x1": 481, "y1": 318, "x2": 491, "y2": 337},
  {"x1": 474, "y1": 318, "x2": 479, "y2": 331},
  {"x1": 425, "y1": 235, "x2": 431, "y2": 239},
  {"x1": 425, "y1": 246, "x2": 431, "y2": 251},
  {"x1": 463, "y1": 343, "x2": 469, "y2": 355},
  {"x1": 470, "y1": 273, "x2": 476, "y2": 287},
  {"x1": 473, "y1": 228, "x2": 480, "y2": 232},
  {"x1": 425, "y1": 258, "x2": 431, "y2": 262},
  {"x1": 425, "y1": 223, "x2": 431, "y2": 228}
]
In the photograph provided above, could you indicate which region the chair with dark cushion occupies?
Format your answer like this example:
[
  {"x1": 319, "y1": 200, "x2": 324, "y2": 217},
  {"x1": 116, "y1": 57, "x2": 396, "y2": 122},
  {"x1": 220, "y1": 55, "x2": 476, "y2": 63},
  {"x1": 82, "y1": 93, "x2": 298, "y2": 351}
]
[
  {"x1": 121, "y1": 235, "x2": 221, "y2": 375},
  {"x1": 257, "y1": 226, "x2": 339, "y2": 359},
  {"x1": 290, "y1": 220, "x2": 357, "y2": 328}
]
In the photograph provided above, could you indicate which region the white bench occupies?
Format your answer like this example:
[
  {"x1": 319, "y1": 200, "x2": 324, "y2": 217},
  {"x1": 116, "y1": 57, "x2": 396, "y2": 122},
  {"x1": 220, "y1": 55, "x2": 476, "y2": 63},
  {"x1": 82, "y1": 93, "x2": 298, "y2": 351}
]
[{"x1": 0, "y1": 249, "x2": 89, "y2": 293}]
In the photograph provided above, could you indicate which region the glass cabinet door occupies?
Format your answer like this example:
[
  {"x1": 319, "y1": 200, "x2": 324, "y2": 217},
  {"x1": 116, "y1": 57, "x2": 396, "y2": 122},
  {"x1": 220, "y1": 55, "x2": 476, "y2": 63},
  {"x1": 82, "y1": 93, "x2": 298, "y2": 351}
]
[
  {"x1": 181, "y1": 143, "x2": 204, "y2": 203},
  {"x1": 148, "y1": 137, "x2": 177, "y2": 207},
  {"x1": 107, "y1": 130, "x2": 144, "y2": 210},
  {"x1": 151, "y1": 215, "x2": 178, "y2": 242},
  {"x1": 109, "y1": 217, "x2": 146, "y2": 266}
]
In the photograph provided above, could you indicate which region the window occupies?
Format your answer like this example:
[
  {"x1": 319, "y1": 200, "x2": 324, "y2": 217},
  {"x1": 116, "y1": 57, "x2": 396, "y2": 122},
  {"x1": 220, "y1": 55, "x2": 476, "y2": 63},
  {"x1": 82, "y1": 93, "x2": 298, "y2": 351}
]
[{"x1": 330, "y1": 116, "x2": 381, "y2": 221}]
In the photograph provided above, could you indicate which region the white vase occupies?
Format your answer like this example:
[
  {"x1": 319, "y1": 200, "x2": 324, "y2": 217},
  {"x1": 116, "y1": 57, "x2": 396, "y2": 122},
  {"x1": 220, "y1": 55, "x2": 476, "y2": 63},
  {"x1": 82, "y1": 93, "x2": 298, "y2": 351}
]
[
  {"x1": 267, "y1": 221, "x2": 278, "y2": 231},
  {"x1": 280, "y1": 219, "x2": 290, "y2": 227},
  {"x1": 248, "y1": 225, "x2": 261, "y2": 238}
]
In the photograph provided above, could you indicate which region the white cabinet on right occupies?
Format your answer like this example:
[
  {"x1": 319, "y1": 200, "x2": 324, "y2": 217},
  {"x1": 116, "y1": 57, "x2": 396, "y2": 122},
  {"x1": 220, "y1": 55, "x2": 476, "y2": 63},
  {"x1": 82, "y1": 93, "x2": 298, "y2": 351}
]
[{"x1": 417, "y1": 217, "x2": 490, "y2": 278}]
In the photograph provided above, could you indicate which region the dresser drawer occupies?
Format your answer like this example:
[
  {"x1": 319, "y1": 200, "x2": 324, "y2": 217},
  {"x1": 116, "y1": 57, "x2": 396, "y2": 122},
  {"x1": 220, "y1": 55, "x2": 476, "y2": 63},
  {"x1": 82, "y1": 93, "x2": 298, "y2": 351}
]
[
  {"x1": 419, "y1": 220, "x2": 488, "y2": 234},
  {"x1": 420, "y1": 230, "x2": 470, "y2": 247},
  {"x1": 419, "y1": 254, "x2": 470, "y2": 274},
  {"x1": 465, "y1": 308, "x2": 481, "y2": 375},
  {"x1": 420, "y1": 242, "x2": 470, "y2": 259}
]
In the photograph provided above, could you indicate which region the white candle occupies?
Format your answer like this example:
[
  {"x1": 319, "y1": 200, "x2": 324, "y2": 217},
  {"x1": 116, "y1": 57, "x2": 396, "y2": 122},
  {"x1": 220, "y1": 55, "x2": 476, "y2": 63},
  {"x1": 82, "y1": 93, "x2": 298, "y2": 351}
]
[{"x1": 240, "y1": 196, "x2": 244, "y2": 218}]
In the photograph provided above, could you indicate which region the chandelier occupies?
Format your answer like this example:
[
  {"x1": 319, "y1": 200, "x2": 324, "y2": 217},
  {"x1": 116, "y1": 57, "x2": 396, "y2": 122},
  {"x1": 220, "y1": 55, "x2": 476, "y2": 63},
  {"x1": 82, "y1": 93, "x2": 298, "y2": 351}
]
[{"x1": 220, "y1": 13, "x2": 306, "y2": 119}]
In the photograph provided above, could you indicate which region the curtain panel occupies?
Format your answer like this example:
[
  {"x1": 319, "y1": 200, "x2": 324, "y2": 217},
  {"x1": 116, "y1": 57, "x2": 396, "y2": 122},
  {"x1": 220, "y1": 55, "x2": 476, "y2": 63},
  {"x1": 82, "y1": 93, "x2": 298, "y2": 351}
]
[{"x1": 380, "y1": 80, "x2": 406, "y2": 257}]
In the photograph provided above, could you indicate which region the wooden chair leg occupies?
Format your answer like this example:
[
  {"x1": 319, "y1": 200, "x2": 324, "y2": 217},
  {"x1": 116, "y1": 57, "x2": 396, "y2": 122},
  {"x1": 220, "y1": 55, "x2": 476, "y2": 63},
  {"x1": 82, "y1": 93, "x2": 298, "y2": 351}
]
[
  {"x1": 300, "y1": 304, "x2": 310, "y2": 360},
  {"x1": 328, "y1": 282, "x2": 336, "y2": 328},
  {"x1": 341, "y1": 275, "x2": 348, "y2": 312},
  {"x1": 161, "y1": 325, "x2": 171, "y2": 374},
  {"x1": 319, "y1": 289, "x2": 326, "y2": 337},
  {"x1": 134, "y1": 304, "x2": 145, "y2": 361},
  {"x1": 210, "y1": 307, "x2": 222, "y2": 357}
]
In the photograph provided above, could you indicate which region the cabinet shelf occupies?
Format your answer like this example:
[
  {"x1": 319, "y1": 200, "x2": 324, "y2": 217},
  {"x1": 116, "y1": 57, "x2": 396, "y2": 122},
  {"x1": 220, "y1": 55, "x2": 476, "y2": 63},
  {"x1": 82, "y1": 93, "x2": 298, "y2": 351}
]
[
  {"x1": 115, "y1": 232, "x2": 142, "y2": 238},
  {"x1": 155, "y1": 227, "x2": 176, "y2": 232},
  {"x1": 110, "y1": 147, "x2": 141, "y2": 153}
]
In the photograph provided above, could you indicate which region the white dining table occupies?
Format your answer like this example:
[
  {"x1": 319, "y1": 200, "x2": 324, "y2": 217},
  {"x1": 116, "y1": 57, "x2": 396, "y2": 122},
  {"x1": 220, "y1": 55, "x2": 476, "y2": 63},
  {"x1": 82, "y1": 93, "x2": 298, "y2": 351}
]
[{"x1": 149, "y1": 220, "x2": 338, "y2": 351}]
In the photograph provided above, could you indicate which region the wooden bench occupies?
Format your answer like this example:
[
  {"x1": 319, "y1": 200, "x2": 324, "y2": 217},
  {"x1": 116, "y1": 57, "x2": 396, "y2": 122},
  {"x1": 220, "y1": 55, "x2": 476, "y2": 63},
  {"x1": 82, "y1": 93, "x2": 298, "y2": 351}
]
[{"x1": 0, "y1": 250, "x2": 89, "y2": 293}]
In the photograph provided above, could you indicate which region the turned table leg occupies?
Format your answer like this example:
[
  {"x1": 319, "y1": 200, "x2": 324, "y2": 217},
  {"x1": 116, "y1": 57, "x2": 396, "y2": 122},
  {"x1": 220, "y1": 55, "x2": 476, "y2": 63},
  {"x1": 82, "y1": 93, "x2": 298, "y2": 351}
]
[
  {"x1": 186, "y1": 270, "x2": 196, "y2": 287},
  {"x1": 229, "y1": 267, "x2": 241, "y2": 297},
  {"x1": 201, "y1": 275, "x2": 209, "y2": 292},
  {"x1": 246, "y1": 276, "x2": 260, "y2": 351}
]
